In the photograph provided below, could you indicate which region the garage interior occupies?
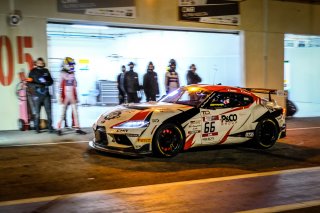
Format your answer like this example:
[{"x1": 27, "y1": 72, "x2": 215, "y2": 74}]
[
  {"x1": 47, "y1": 23, "x2": 241, "y2": 127},
  {"x1": 285, "y1": 34, "x2": 320, "y2": 117}
]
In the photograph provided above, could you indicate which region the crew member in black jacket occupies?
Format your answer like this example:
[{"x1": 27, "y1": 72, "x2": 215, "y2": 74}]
[
  {"x1": 187, "y1": 64, "x2": 202, "y2": 85},
  {"x1": 117, "y1": 65, "x2": 127, "y2": 104},
  {"x1": 143, "y1": 62, "x2": 159, "y2": 102},
  {"x1": 27, "y1": 57, "x2": 54, "y2": 133},
  {"x1": 124, "y1": 62, "x2": 140, "y2": 103}
]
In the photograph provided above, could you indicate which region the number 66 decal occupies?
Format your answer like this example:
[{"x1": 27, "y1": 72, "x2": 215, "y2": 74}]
[{"x1": 204, "y1": 122, "x2": 215, "y2": 133}]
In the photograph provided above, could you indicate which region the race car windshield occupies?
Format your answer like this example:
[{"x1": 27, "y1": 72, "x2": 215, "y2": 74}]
[{"x1": 160, "y1": 87, "x2": 212, "y2": 107}]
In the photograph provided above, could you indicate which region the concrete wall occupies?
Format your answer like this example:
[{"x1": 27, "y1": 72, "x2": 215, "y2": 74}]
[{"x1": 1, "y1": 0, "x2": 320, "y2": 130}]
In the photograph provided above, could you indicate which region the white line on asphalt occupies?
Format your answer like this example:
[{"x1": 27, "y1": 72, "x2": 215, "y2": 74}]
[
  {"x1": 287, "y1": 126, "x2": 320, "y2": 131},
  {"x1": 237, "y1": 199, "x2": 320, "y2": 213},
  {"x1": 0, "y1": 141, "x2": 90, "y2": 148},
  {"x1": 0, "y1": 166, "x2": 319, "y2": 207}
]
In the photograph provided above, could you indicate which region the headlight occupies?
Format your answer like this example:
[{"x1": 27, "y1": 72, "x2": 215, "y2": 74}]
[{"x1": 113, "y1": 120, "x2": 149, "y2": 129}]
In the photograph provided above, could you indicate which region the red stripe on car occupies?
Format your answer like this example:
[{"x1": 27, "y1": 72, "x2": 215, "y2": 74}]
[
  {"x1": 129, "y1": 110, "x2": 151, "y2": 121},
  {"x1": 184, "y1": 134, "x2": 196, "y2": 150},
  {"x1": 218, "y1": 126, "x2": 234, "y2": 144}
]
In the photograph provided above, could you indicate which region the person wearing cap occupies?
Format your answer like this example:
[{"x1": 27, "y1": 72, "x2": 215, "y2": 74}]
[
  {"x1": 187, "y1": 64, "x2": 202, "y2": 85},
  {"x1": 124, "y1": 62, "x2": 140, "y2": 103},
  {"x1": 117, "y1": 65, "x2": 127, "y2": 104},
  {"x1": 27, "y1": 57, "x2": 54, "y2": 133},
  {"x1": 143, "y1": 62, "x2": 159, "y2": 102},
  {"x1": 165, "y1": 59, "x2": 180, "y2": 94}
]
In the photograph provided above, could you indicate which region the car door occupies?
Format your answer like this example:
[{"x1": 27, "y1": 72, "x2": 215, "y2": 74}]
[{"x1": 200, "y1": 92, "x2": 253, "y2": 145}]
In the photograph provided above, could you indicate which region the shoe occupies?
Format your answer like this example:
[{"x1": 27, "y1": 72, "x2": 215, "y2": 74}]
[
  {"x1": 57, "y1": 130, "x2": 62, "y2": 136},
  {"x1": 36, "y1": 128, "x2": 40, "y2": 133},
  {"x1": 49, "y1": 128, "x2": 55, "y2": 133},
  {"x1": 76, "y1": 129, "x2": 87, "y2": 135}
]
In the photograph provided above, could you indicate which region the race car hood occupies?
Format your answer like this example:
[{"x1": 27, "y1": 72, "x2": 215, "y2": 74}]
[{"x1": 93, "y1": 102, "x2": 193, "y2": 129}]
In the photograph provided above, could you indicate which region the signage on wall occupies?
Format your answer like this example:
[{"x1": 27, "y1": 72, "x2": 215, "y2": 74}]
[
  {"x1": 57, "y1": 0, "x2": 136, "y2": 18},
  {"x1": 78, "y1": 59, "x2": 89, "y2": 71},
  {"x1": 179, "y1": 0, "x2": 240, "y2": 25}
]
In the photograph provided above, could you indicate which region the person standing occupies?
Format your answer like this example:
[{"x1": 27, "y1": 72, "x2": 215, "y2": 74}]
[
  {"x1": 27, "y1": 57, "x2": 54, "y2": 133},
  {"x1": 165, "y1": 59, "x2": 180, "y2": 94},
  {"x1": 56, "y1": 57, "x2": 86, "y2": 135},
  {"x1": 143, "y1": 62, "x2": 159, "y2": 102},
  {"x1": 124, "y1": 62, "x2": 140, "y2": 103},
  {"x1": 117, "y1": 65, "x2": 127, "y2": 104},
  {"x1": 187, "y1": 64, "x2": 202, "y2": 85}
]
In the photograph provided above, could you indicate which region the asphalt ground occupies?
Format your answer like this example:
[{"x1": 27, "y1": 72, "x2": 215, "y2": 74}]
[{"x1": 0, "y1": 117, "x2": 319, "y2": 205}]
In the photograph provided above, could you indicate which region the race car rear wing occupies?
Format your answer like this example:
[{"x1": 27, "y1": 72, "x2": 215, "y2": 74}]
[{"x1": 242, "y1": 88, "x2": 287, "y2": 101}]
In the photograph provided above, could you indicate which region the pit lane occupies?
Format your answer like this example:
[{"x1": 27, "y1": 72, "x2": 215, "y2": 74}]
[{"x1": 0, "y1": 117, "x2": 319, "y2": 211}]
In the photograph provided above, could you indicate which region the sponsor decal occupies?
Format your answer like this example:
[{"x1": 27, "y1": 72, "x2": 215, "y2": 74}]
[
  {"x1": 137, "y1": 138, "x2": 152, "y2": 143},
  {"x1": 126, "y1": 134, "x2": 139, "y2": 137},
  {"x1": 202, "y1": 137, "x2": 215, "y2": 142},
  {"x1": 190, "y1": 120, "x2": 201, "y2": 125},
  {"x1": 203, "y1": 116, "x2": 219, "y2": 122},
  {"x1": 152, "y1": 119, "x2": 159, "y2": 123},
  {"x1": 188, "y1": 130, "x2": 201, "y2": 134},
  {"x1": 201, "y1": 111, "x2": 210, "y2": 115},
  {"x1": 245, "y1": 132, "x2": 254, "y2": 138},
  {"x1": 105, "y1": 111, "x2": 121, "y2": 120},
  {"x1": 210, "y1": 103, "x2": 224, "y2": 107},
  {"x1": 202, "y1": 132, "x2": 218, "y2": 137},
  {"x1": 221, "y1": 114, "x2": 237, "y2": 125},
  {"x1": 116, "y1": 129, "x2": 128, "y2": 133}
]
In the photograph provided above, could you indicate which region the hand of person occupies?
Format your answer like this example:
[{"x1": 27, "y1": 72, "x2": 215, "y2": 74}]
[{"x1": 26, "y1": 78, "x2": 33, "y2": 82}]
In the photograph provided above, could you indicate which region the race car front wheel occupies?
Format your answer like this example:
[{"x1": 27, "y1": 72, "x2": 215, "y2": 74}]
[
  {"x1": 253, "y1": 119, "x2": 279, "y2": 149},
  {"x1": 153, "y1": 123, "x2": 184, "y2": 157}
]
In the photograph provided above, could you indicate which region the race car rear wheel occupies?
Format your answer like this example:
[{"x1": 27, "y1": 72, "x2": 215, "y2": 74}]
[
  {"x1": 253, "y1": 119, "x2": 279, "y2": 149},
  {"x1": 153, "y1": 123, "x2": 184, "y2": 157}
]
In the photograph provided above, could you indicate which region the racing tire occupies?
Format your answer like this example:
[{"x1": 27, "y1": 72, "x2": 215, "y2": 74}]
[
  {"x1": 18, "y1": 119, "x2": 26, "y2": 131},
  {"x1": 152, "y1": 123, "x2": 185, "y2": 158},
  {"x1": 253, "y1": 119, "x2": 279, "y2": 149}
]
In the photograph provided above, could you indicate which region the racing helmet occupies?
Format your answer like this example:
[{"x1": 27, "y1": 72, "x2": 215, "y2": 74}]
[
  {"x1": 169, "y1": 59, "x2": 176, "y2": 66},
  {"x1": 62, "y1": 57, "x2": 76, "y2": 71}
]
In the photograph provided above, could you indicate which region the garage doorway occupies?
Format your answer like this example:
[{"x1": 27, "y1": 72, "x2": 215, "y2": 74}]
[
  {"x1": 285, "y1": 34, "x2": 320, "y2": 117},
  {"x1": 47, "y1": 23, "x2": 242, "y2": 127}
]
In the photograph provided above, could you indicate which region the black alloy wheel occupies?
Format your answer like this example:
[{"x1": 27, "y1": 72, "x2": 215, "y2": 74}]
[
  {"x1": 153, "y1": 123, "x2": 184, "y2": 157},
  {"x1": 254, "y1": 119, "x2": 279, "y2": 149}
]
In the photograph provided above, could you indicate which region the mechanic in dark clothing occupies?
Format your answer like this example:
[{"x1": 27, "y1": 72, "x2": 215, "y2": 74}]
[
  {"x1": 143, "y1": 62, "x2": 159, "y2": 102},
  {"x1": 27, "y1": 57, "x2": 54, "y2": 133},
  {"x1": 117, "y1": 65, "x2": 127, "y2": 104},
  {"x1": 187, "y1": 64, "x2": 202, "y2": 85},
  {"x1": 124, "y1": 62, "x2": 140, "y2": 103}
]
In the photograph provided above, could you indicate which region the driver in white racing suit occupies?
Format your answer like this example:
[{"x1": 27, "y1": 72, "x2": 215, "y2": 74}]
[{"x1": 56, "y1": 57, "x2": 86, "y2": 135}]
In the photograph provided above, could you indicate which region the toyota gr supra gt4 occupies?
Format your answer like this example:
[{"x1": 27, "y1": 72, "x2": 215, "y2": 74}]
[{"x1": 89, "y1": 85, "x2": 286, "y2": 157}]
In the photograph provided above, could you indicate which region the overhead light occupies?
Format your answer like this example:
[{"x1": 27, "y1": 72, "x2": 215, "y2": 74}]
[{"x1": 71, "y1": 24, "x2": 109, "y2": 30}]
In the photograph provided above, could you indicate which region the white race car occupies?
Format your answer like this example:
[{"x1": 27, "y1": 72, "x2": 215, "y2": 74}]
[{"x1": 90, "y1": 85, "x2": 286, "y2": 157}]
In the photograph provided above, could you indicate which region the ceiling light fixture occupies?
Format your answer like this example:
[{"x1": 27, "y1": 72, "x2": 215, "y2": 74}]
[{"x1": 71, "y1": 24, "x2": 110, "y2": 30}]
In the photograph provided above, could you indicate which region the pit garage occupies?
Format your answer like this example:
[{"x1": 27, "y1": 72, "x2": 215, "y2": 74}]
[
  {"x1": 47, "y1": 23, "x2": 242, "y2": 127},
  {"x1": 285, "y1": 34, "x2": 320, "y2": 117}
]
